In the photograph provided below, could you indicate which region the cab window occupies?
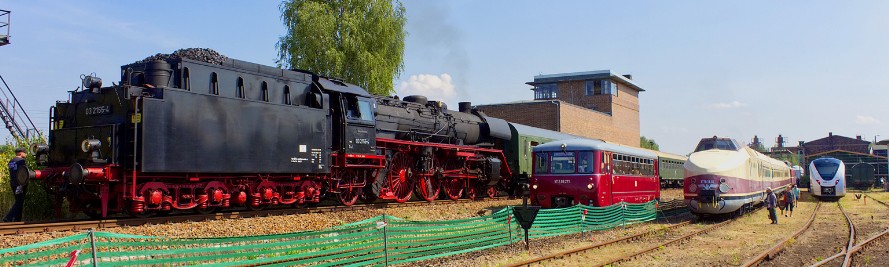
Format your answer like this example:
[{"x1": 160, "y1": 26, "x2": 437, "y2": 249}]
[
  {"x1": 578, "y1": 151, "x2": 594, "y2": 173},
  {"x1": 534, "y1": 153, "x2": 548, "y2": 174},
  {"x1": 346, "y1": 98, "x2": 375, "y2": 122},
  {"x1": 550, "y1": 152, "x2": 576, "y2": 174}
]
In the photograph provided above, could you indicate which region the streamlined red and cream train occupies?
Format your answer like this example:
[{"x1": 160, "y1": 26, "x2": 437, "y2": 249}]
[{"x1": 683, "y1": 137, "x2": 794, "y2": 215}]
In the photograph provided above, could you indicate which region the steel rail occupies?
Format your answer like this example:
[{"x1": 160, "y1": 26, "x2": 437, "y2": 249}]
[
  {"x1": 504, "y1": 220, "x2": 694, "y2": 267},
  {"x1": 809, "y1": 201, "x2": 857, "y2": 267},
  {"x1": 741, "y1": 202, "x2": 821, "y2": 267},
  {"x1": 509, "y1": 206, "x2": 748, "y2": 267}
]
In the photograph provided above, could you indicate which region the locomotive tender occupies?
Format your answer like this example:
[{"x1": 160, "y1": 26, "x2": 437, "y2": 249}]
[{"x1": 28, "y1": 50, "x2": 514, "y2": 217}]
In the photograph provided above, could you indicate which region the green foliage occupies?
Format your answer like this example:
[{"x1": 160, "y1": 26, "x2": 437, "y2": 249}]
[
  {"x1": 0, "y1": 136, "x2": 55, "y2": 221},
  {"x1": 277, "y1": 0, "x2": 407, "y2": 95},
  {"x1": 640, "y1": 136, "x2": 659, "y2": 151}
]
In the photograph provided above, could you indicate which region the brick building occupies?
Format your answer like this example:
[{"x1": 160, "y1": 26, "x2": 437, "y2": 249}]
[
  {"x1": 796, "y1": 132, "x2": 888, "y2": 182},
  {"x1": 476, "y1": 70, "x2": 643, "y2": 147}
]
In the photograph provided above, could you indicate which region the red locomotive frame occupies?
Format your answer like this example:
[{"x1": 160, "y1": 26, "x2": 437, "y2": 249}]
[{"x1": 35, "y1": 137, "x2": 511, "y2": 217}]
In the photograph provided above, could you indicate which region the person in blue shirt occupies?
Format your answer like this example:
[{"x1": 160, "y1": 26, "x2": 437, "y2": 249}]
[{"x1": 3, "y1": 148, "x2": 28, "y2": 222}]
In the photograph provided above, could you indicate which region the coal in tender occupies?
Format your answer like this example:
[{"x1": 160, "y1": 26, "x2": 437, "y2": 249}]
[{"x1": 136, "y1": 48, "x2": 229, "y2": 65}]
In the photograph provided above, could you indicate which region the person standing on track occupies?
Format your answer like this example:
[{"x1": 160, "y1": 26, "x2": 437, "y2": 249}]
[
  {"x1": 3, "y1": 148, "x2": 28, "y2": 222},
  {"x1": 765, "y1": 187, "x2": 778, "y2": 224}
]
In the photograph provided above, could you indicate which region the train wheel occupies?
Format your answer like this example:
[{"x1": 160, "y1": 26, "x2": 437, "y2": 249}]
[
  {"x1": 444, "y1": 178, "x2": 463, "y2": 201},
  {"x1": 467, "y1": 183, "x2": 478, "y2": 200},
  {"x1": 487, "y1": 186, "x2": 498, "y2": 199},
  {"x1": 387, "y1": 152, "x2": 415, "y2": 203},
  {"x1": 337, "y1": 170, "x2": 361, "y2": 206},
  {"x1": 415, "y1": 157, "x2": 441, "y2": 202}
]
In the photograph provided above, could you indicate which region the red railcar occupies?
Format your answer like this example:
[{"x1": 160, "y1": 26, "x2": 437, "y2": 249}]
[{"x1": 530, "y1": 139, "x2": 660, "y2": 208}]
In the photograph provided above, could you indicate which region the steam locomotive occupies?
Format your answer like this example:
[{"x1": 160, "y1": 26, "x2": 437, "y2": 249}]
[{"x1": 24, "y1": 51, "x2": 514, "y2": 218}]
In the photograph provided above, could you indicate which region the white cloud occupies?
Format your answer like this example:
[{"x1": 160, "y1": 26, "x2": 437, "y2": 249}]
[
  {"x1": 705, "y1": 101, "x2": 748, "y2": 109},
  {"x1": 396, "y1": 73, "x2": 457, "y2": 104},
  {"x1": 855, "y1": 115, "x2": 881, "y2": 125}
]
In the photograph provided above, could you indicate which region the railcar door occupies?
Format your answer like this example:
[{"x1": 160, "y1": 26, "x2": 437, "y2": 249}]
[{"x1": 600, "y1": 151, "x2": 613, "y2": 206}]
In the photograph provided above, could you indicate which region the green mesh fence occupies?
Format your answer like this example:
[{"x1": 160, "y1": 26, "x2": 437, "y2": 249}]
[{"x1": 0, "y1": 200, "x2": 661, "y2": 266}]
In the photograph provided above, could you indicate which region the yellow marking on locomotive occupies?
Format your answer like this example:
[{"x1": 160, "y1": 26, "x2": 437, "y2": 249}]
[{"x1": 131, "y1": 113, "x2": 142, "y2": 123}]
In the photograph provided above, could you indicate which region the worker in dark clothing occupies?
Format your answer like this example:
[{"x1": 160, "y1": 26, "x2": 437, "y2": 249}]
[
  {"x1": 765, "y1": 187, "x2": 777, "y2": 224},
  {"x1": 4, "y1": 148, "x2": 27, "y2": 222}
]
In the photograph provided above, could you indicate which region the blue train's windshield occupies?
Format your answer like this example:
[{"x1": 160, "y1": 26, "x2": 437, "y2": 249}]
[{"x1": 813, "y1": 159, "x2": 840, "y2": 180}]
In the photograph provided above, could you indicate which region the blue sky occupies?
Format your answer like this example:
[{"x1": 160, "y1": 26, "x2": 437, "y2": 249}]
[{"x1": 0, "y1": 1, "x2": 887, "y2": 154}]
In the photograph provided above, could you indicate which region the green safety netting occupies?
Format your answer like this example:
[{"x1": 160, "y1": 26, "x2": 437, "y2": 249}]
[{"x1": 0, "y1": 200, "x2": 666, "y2": 266}]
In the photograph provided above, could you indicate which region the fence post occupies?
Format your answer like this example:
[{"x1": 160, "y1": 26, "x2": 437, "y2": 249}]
[
  {"x1": 506, "y1": 207, "x2": 513, "y2": 243},
  {"x1": 383, "y1": 214, "x2": 389, "y2": 267},
  {"x1": 621, "y1": 202, "x2": 627, "y2": 227},
  {"x1": 88, "y1": 229, "x2": 98, "y2": 267}
]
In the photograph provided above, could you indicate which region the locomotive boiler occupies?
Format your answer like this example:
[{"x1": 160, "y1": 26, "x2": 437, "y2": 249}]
[{"x1": 27, "y1": 49, "x2": 513, "y2": 218}]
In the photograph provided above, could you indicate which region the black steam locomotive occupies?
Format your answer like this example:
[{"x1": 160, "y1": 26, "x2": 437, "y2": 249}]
[{"x1": 29, "y1": 49, "x2": 513, "y2": 217}]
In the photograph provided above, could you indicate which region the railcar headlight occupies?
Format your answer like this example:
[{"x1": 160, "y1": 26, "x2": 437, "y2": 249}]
[
  {"x1": 688, "y1": 183, "x2": 697, "y2": 193},
  {"x1": 587, "y1": 184, "x2": 594, "y2": 190},
  {"x1": 719, "y1": 183, "x2": 730, "y2": 193},
  {"x1": 532, "y1": 184, "x2": 538, "y2": 190},
  {"x1": 81, "y1": 139, "x2": 101, "y2": 152}
]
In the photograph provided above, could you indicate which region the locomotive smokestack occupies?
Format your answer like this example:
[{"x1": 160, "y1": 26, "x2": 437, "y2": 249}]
[{"x1": 459, "y1": 102, "x2": 472, "y2": 113}]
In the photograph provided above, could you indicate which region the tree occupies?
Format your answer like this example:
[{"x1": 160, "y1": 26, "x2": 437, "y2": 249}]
[
  {"x1": 640, "y1": 136, "x2": 659, "y2": 151},
  {"x1": 277, "y1": 0, "x2": 407, "y2": 96}
]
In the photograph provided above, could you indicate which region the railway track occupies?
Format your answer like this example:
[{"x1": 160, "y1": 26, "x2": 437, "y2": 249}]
[
  {"x1": 0, "y1": 197, "x2": 508, "y2": 236},
  {"x1": 740, "y1": 202, "x2": 822, "y2": 267},
  {"x1": 808, "y1": 201, "x2": 857, "y2": 267},
  {"x1": 506, "y1": 206, "x2": 748, "y2": 267}
]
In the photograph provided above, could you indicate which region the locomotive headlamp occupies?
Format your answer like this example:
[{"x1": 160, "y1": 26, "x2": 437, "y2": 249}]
[
  {"x1": 560, "y1": 143, "x2": 567, "y2": 151},
  {"x1": 587, "y1": 184, "x2": 594, "y2": 190},
  {"x1": 30, "y1": 143, "x2": 49, "y2": 155},
  {"x1": 532, "y1": 184, "x2": 538, "y2": 189},
  {"x1": 81, "y1": 139, "x2": 101, "y2": 152},
  {"x1": 718, "y1": 183, "x2": 730, "y2": 193},
  {"x1": 30, "y1": 143, "x2": 50, "y2": 165}
]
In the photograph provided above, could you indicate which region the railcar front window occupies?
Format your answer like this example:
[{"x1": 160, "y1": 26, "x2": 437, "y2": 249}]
[
  {"x1": 814, "y1": 160, "x2": 839, "y2": 180},
  {"x1": 694, "y1": 138, "x2": 739, "y2": 152},
  {"x1": 534, "y1": 153, "x2": 548, "y2": 174},
  {"x1": 551, "y1": 152, "x2": 576, "y2": 174}
]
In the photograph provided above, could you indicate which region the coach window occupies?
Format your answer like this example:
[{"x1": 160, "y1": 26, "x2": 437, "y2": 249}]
[
  {"x1": 261, "y1": 82, "x2": 269, "y2": 102},
  {"x1": 210, "y1": 72, "x2": 219, "y2": 95},
  {"x1": 551, "y1": 152, "x2": 576, "y2": 174},
  {"x1": 237, "y1": 77, "x2": 245, "y2": 98},
  {"x1": 182, "y1": 67, "x2": 190, "y2": 90},
  {"x1": 534, "y1": 153, "x2": 548, "y2": 174},
  {"x1": 283, "y1": 85, "x2": 292, "y2": 105},
  {"x1": 578, "y1": 152, "x2": 594, "y2": 173}
]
